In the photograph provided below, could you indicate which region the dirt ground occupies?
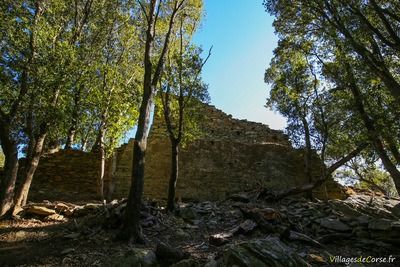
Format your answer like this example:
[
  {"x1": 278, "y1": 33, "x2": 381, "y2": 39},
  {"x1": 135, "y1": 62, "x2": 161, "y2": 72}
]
[{"x1": 1, "y1": 193, "x2": 399, "y2": 267}]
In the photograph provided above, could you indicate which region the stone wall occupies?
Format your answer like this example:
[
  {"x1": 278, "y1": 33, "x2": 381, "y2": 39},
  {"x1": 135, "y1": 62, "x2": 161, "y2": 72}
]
[
  {"x1": 29, "y1": 103, "x2": 343, "y2": 202},
  {"x1": 29, "y1": 150, "x2": 100, "y2": 202},
  {"x1": 109, "y1": 104, "x2": 337, "y2": 201}
]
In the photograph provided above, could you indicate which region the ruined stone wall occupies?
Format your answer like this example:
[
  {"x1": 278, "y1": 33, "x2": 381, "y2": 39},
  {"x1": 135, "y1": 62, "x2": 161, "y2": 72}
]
[
  {"x1": 109, "y1": 104, "x2": 333, "y2": 201},
  {"x1": 29, "y1": 104, "x2": 343, "y2": 202},
  {"x1": 29, "y1": 150, "x2": 100, "y2": 202},
  {"x1": 150, "y1": 104, "x2": 291, "y2": 145}
]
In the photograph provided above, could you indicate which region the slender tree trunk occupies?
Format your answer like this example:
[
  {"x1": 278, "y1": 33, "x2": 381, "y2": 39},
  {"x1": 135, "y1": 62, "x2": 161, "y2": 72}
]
[
  {"x1": 91, "y1": 132, "x2": 101, "y2": 152},
  {"x1": 81, "y1": 133, "x2": 88, "y2": 151},
  {"x1": 13, "y1": 128, "x2": 47, "y2": 211},
  {"x1": 0, "y1": 139, "x2": 19, "y2": 217},
  {"x1": 120, "y1": 0, "x2": 183, "y2": 243},
  {"x1": 301, "y1": 116, "x2": 313, "y2": 199},
  {"x1": 65, "y1": 86, "x2": 81, "y2": 149},
  {"x1": 106, "y1": 151, "x2": 117, "y2": 202},
  {"x1": 98, "y1": 127, "x2": 106, "y2": 200},
  {"x1": 65, "y1": 126, "x2": 77, "y2": 150},
  {"x1": 167, "y1": 139, "x2": 179, "y2": 211},
  {"x1": 119, "y1": 85, "x2": 154, "y2": 242}
]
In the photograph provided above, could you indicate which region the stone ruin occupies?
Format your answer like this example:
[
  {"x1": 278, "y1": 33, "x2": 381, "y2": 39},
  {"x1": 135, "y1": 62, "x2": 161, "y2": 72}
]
[{"x1": 29, "y1": 104, "x2": 344, "y2": 202}]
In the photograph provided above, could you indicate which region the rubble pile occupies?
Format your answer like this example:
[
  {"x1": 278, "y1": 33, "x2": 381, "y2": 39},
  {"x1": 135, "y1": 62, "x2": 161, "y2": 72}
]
[{"x1": 3, "y1": 189, "x2": 399, "y2": 266}]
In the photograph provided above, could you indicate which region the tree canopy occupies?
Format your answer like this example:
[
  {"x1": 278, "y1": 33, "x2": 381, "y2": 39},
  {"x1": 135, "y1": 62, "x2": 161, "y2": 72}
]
[{"x1": 264, "y1": 0, "x2": 400, "y2": 195}]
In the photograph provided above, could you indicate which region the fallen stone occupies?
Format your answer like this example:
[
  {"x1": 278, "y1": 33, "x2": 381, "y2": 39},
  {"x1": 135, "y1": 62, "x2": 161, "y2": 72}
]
[
  {"x1": 318, "y1": 218, "x2": 351, "y2": 232},
  {"x1": 156, "y1": 242, "x2": 190, "y2": 265},
  {"x1": 15, "y1": 231, "x2": 26, "y2": 240},
  {"x1": 110, "y1": 248, "x2": 157, "y2": 267},
  {"x1": 222, "y1": 237, "x2": 309, "y2": 267},
  {"x1": 84, "y1": 203, "x2": 102, "y2": 210},
  {"x1": 356, "y1": 215, "x2": 372, "y2": 226},
  {"x1": 64, "y1": 232, "x2": 80, "y2": 239},
  {"x1": 175, "y1": 228, "x2": 191, "y2": 240},
  {"x1": 391, "y1": 203, "x2": 400, "y2": 218},
  {"x1": 317, "y1": 233, "x2": 352, "y2": 243},
  {"x1": 179, "y1": 206, "x2": 199, "y2": 222},
  {"x1": 170, "y1": 259, "x2": 200, "y2": 267},
  {"x1": 204, "y1": 259, "x2": 218, "y2": 267},
  {"x1": 230, "y1": 193, "x2": 252, "y2": 203},
  {"x1": 353, "y1": 227, "x2": 370, "y2": 239},
  {"x1": 55, "y1": 203, "x2": 70, "y2": 212},
  {"x1": 329, "y1": 200, "x2": 363, "y2": 217},
  {"x1": 26, "y1": 205, "x2": 56, "y2": 216},
  {"x1": 368, "y1": 219, "x2": 392, "y2": 231},
  {"x1": 239, "y1": 206, "x2": 281, "y2": 233},
  {"x1": 44, "y1": 213, "x2": 65, "y2": 222},
  {"x1": 259, "y1": 207, "x2": 279, "y2": 221},
  {"x1": 209, "y1": 232, "x2": 232, "y2": 246},
  {"x1": 308, "y1": 253, "x2": 326, "y2": 264},
  {"x1": 286, "y1": 231, "x2": 323, "y2": 247},
  {"x1": 237, "y1": 219, "x2": 257, "y2": 234},
  {"x1": 71, "y1": 205, "x2": 86, "y2": 217},
  {"x1": 61, "y1": 248, "x2": 75, "y2": 255}
]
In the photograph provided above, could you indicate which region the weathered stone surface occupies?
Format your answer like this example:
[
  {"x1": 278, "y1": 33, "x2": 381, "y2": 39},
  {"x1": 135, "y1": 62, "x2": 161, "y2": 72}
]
[
  {"x1": 318, "y1": 218, "x2": 351, "y2": 232},
  {"x1": 170, "y1": 259, "x2": 200, "y2": 267},
  {"x1": 55, "y1": 203, "x2": 70, "y2": 213},
  {"x1": 209, "y1": 232, "x2": 232, "y2": 246},
  {"x1": 204, "y1": 259, "x2": 218, "y2": 267},
  {"x1": 368, "y1": 219, "x2": 393, "y2": 231},
  {"x1": 29, "y1": 104, "x2": 344, "y2": 202},
  {"x1": 28, "y1": 150, "x2": 100, "y2": 201},
  {"x1": 179, "y1": 206, "x2": 199, "y2": 221},
  {"x1": 237, "y1": 219, "x2": 257, "y2": 234},
  {"x1": 26, "y1": 206, "x2": 56, "y2": 216},
  {"x1": 392, "y1": 203, "x2": 400, "y2": 218},
  {"x1": 156, "y1": 242, "x2": 190, "y2": 265},
  {"x1": 44, "y1": 213, "x2": 65, "y2": 222},
  {"x1": 222, "y1": 237, "x2": 309, "y2": 267},
  {"x1": 109, "y1": 248, "x2": 157, "y2": 267}
]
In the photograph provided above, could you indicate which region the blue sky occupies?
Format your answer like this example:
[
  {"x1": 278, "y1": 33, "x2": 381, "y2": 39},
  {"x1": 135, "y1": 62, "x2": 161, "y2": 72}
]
[{"x1": 193, "y1": 0, "x2": 286, "y2": 130}]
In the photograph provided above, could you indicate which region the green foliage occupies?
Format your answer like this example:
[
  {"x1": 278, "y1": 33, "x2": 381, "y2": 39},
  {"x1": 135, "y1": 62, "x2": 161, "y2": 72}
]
[
  {"x1": 0, "y1": 148, "x2": 4, "y2": 168},
  {"x1": 336, "y1": 160, "x2": 398, "y2": 198},
  {"x1": 0, "y1": 0, "x2": 143, "y2": 156},
  {"x1": 157, "y1": 3, "x2": 209, "y2": 147},
  {"x1": 358, "y1": 168, "x2": 398, "y2": 197},
  {"x1": 264, "y1": 0, "x2": 400, "y2": 174},
  {"x1": 158, "y1": 45, "x2": 210, "y2": 145}
]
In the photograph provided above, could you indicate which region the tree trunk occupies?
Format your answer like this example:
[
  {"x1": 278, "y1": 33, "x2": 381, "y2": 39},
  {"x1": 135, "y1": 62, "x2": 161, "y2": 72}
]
[
  {"x1": 65, "y1": 85, "x2": 82, "y2": 149},
  {"x1": 65, "y1": 126, "x2": 76, "y2": 150},
  {"x1": 106, "y1": 151, "x2": 117, "y2": 202},
  {"x1": 167, "y1": 139, "x2": 179, "y2": 212},
  {"x1": 81, "y1": 136, "x2": 88, "y2": 151},
  {"x1": 98, "y1": 127, "x2": 106, "y2": 200},
  {"x1": 119, "y1": 64, "x2": 155, "y2": 244},
  {"x1": 0, "y1": 139, "x2": 19, "y2": 217},
  {"x1": 301, "y1": 116, "x2": 313, "y2": 199},
  {"x1": 119, "y1": 0, "x2": 182, "y2": 243},
  {"x1": 13, "y1": 127, "x2": 47, "y2": 210}
]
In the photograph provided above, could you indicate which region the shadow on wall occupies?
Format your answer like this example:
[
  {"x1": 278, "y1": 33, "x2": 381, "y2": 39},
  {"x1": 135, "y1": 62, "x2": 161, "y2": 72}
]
[{"x1": 29, "y1": 103, "x2": 345, "y2": 202}]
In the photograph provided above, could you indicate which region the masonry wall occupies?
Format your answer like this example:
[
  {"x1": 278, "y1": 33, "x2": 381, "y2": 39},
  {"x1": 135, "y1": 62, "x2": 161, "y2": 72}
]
[
  {"x1": 29, "y1": 104, "x2": 343, "y2": 202},
  {"x1": 109, "y1": 104, "x2": 335, "y2": 201},
  {"x1": 29, "y1": 150, "x2": 100, "y2": 202}
]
